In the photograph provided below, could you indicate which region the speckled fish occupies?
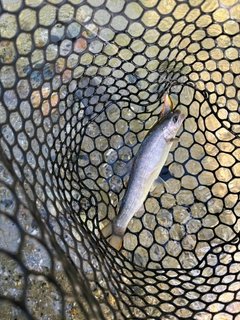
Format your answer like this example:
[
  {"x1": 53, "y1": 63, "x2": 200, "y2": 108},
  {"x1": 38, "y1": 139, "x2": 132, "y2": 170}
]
[{"x1": 102, "y1": 99, "x2": 185, "y2": 250}]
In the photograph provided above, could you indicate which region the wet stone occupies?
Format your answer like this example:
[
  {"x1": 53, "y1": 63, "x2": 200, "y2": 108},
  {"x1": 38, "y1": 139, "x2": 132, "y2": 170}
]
[
  {"x1": 1, "y1": 67, "x2": 16, "y2": 88},
  {"x1": 142, "y1": 213, "x2": 157, "y2": 230},
  {"x1": 174, "y1": 297, "x2": 189, "y2": 308},
  {"x1": 179, "y1": 252, "x2": 198, "y2": 269},
  {"x1": 0, "y1": 185, "x2": 15, "y2": 215},
  {"x1": 89, "y1": 150, "x2": 102, "y2": 166},
  {"x1": 39, "y1": 5, "x2": 57, "y2": 26},
  {"x1": 118, "y1": 146, "x2": 132, "y2": 162},
  {"x1": 224, "y1": 196, "x2": 237, "y2": 212},
  {"x1": 215, "y1": 225, "x2": 235, "y2": 242},
  {"x1": 0, "y1": 215, "x2": 21, "y2": 253},
  {"x1": 217, "y1": 153, "x2": 235, "y2": 167},
  {"x1": 186, "y1": 159, "x2": 202, "y2": 175},
  {"x1": 181, "y1": 132, "x2": 194, "y2": 148},
  {"x1": 166, "y1": 240, "x2": 182, "y2": 257},
  {"x1": 162, "y1": 256, "x2": 180, "y2": 269},
  {"x1": 202, "y1": 156, "x2": 219, "y2": 171},
  {"x1": 19, "y1": 9, "x2": 37, "y2": 31},
  {"x1": 198, "y1": 228, "x2": 214, "y2": 241},
  {"x1": 155, "y1": 226, "x2": 169, "y2": 245},
  {"x1": 169, "y1": 163, "x2": 185, "y2": 178},
  {"x1": 86, "y1": 123, "x2": 101, "y2": 138},
  {"x1": 109, "y1": 175, "x2": 123, "y2": 193},
  {"x1": 99, "y1": 163, "x2": 113, "y2": 179},
  {"x1": 232, "y1": 162, "x2": 240, "y2": 177},
  {"x1": 207, "y1": 198, "x2": 223, "y2": 213},
  {"x1": 199, "y1": 171, "x2": 216, "y2": 186},
  {"x1": 190, "y1": 202, "x2": 207, "y2": 219},
  {"x1": 113, "y1": 161, "x2": 129, "y2": 177},
  {"x1": 229, "y1": 178, "x2": 240, "y2": 193},
  {"x1": 160, "y1": 193, "x2": 176, "y2": 209},
  {"x1": 182, "y1": 235, "x2": 197, "y2": 250},
  {"x1": 174, "y1": 147, "x2": 189, "y2": 163},
  {"x1": 150, "y1": 243, "x2": 165, "y2": 262},
  {"x1": 165, "y1": 178, "x2": 181, "y2": 195},
  {"x1": 133, "y1": 247, "x2": 149, "y2": 268},
  {"x1": 173, "y1": 206, "x2": 191, "y2": 224},
  {"x1": 0, "y1": 14, "x2": 18, "y2": 38},
  {"x1": 170, "y1": 224, "x2": 185, "y2": 241},
  {"x1": 130, "y1": 119, "x2": 144, "y2": 133},
  {"x1": 181, "y1": 174, "x2": 198, "y2": 189},
  {"x1": 219, "y1": 210, "x2": 236, "y2": 225},
  {"x1": 109, "y1": 134, "x2": 124, "y2": 150},
  {"x1": 100, "y1": 121, "x2": 115, "y2": 137},
  {"x1": 84, "y1": 165, "x2": 98, "y2": 180},
  {"x1": 194, "y1": 186, "x2": 212, "y2": 202},
  {"x1": 139, "y1": 229, "x2": 154, "y2": 248},
  {"x1": 145, "y1": 198, "x2": 160, "y2": 214},
  {"x1": 116, "y1": 119, "x2": 128, "y2": 135},
  {"x1": 202, "y1": 214, "x2": 219, "y2": 228},
  {"x1": 95, "y1": 136, "x2": 108, "y2": 152},
  {"x1": 104, "y1": 148, "x2": 118, "y2": 164},
  {"x1": 156, "y1": 209, "x2": 173, "y2": 228},
  {"x1": 211, "y1": 182, "x2": 228, "y2": 198},
  {"x1": 127, "y1": 218, "x2": 142, "y2": 234},
  {"x1": 216, "y1": 167, "x2": 233, "y2": 183},
  {"x1": 176, "y1": 190, "x2": 194, "y2": 206},
  {"x1": 123, "y1": 233, "x2": 138, "y2": 251},
  {"x1": 196, "y1": 242, "x2": 211, "y2": 261}
]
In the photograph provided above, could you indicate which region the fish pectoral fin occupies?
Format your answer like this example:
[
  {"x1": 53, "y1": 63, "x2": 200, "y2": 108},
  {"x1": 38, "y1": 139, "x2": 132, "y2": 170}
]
[
  {"x1": 166, "y1": 137, "x2": 179, "y2": 143},
  {"x1": 150, "y1": 176, "x2": 169, "y2": 191},
  {"x1": 101, "y1": 221, "x2": 113, "y2": 238}
]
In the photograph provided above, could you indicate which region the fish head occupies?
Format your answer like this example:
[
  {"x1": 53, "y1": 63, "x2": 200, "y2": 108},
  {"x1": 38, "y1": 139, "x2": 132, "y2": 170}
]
[{"x1": 161, "y1": 109, "x2": 185, "y2": 141}]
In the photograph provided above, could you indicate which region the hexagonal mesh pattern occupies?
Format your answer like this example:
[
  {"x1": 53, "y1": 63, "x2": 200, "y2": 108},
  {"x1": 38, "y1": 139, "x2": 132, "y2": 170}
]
[{"x1": 1, "y1": 0, "x2": 240, "y2": 319}]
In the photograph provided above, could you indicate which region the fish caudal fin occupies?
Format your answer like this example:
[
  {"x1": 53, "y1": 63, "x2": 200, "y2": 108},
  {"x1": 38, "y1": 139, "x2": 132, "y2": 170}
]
[
  {"x1": 101, "y1": 221, "x2": 113, "y2": 238},
  {"x1": 101, "y1": 221, "x2": 124, "y2": 251}
]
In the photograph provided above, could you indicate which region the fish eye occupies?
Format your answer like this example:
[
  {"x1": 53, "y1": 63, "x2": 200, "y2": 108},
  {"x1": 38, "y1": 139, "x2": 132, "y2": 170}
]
[{"x1": 172, "y1": 115, "x2": 178, "y2": 123}]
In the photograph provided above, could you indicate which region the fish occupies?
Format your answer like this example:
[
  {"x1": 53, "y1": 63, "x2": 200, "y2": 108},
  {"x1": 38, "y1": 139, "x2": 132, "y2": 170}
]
[{"x1": 101, "y1": 105, "x2": 185, "y2": 250}]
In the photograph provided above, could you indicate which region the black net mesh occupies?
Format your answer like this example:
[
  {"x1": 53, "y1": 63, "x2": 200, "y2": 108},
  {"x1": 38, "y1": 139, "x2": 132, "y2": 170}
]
[{"x1": 1, "y1": 0, "x2": 240, "y2": 319}]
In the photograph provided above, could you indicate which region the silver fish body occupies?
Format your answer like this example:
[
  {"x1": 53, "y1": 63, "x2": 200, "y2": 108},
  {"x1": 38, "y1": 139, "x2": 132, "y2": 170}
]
[{"x1": 102, "y1": 109, "x2": 185, "y2": 250}]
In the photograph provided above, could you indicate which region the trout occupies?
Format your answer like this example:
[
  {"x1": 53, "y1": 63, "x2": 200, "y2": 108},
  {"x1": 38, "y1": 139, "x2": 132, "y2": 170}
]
[{"x1": 102, "y1": 101, "x2": 185, "y2": 250}]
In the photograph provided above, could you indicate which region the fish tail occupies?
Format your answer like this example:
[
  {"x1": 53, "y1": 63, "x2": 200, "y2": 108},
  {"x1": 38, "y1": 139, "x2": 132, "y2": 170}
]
[
  {"x1": 160, "y1": 93, "x2": 173, "y2": 119},
  {"x1": 101, "y1": 221, "x2": 125, "y2": 251},
  {"x1": 164, "y1": 93, "x2": 173, "y2": 111}
]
